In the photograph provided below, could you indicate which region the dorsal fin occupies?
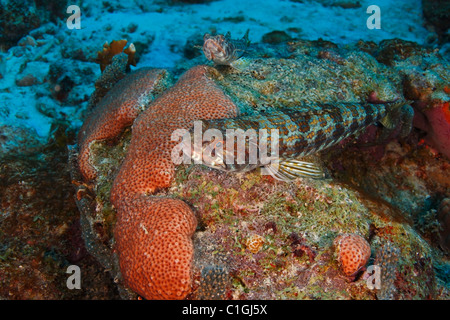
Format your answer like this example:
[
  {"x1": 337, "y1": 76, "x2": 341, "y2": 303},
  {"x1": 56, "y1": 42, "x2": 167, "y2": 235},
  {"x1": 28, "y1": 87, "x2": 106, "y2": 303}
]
[{"x1": 242, "y1": 29, "x2": 251, "y2": 46}]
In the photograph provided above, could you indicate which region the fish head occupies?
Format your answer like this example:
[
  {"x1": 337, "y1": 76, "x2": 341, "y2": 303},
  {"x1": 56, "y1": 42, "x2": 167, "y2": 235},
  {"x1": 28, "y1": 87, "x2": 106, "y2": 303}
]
[
  {"x1": 200, "y1": 136, "x2": 257, "y2": 172},
  {"x1": 202, "y1": 33, "x2": 235, "y2": 65},
  {"x1": 181, "y1": 134, "x2": 228, "y2": 170},
  {"x1": 181, "y1": 130, "x2": 259, "y2": 172},
  {"x1": 201, "y1": 138, "x2": 228, "y2": 170}
]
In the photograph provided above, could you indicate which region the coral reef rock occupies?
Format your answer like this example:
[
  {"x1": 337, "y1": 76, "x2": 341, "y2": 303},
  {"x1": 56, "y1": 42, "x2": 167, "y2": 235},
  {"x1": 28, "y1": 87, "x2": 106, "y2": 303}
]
[{"x1": 74, "y1": 38, "x2": 450, "y2": 300}]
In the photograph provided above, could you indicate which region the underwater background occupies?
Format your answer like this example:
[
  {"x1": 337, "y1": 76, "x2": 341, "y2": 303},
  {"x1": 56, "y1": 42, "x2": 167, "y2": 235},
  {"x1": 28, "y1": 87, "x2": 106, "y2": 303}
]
[{"x1": 0, "y1": 0, "x2": 449, "y2": 300}]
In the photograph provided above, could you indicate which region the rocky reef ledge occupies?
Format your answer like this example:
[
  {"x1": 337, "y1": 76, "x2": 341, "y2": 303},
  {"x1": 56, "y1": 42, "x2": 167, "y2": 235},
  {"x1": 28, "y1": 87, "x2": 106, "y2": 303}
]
[{"x1": 73, "y1": 38, "x2": 450, "y2": 300}]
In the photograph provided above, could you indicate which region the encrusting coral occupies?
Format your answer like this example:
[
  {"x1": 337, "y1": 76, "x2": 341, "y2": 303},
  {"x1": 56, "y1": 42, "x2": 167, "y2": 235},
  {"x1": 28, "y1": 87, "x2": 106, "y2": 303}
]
[
  {"x1": 75, "y1": 37, "x2": 450, "y2": 300},
  {"x1": 334, "y1": 233, "x2": 371, "y2": 277},
  {"x1": 78, "y1": 67, "x2": 169, "y2": 181},
  {"x1": 373, "y1": 241, "x2": 400, "y2": 300},
  {"x1": 78, "y1": 65, "x2": 238, "y2": 299},
  {"x1": 196, "y1": 265, "x2": 229, "y2": 300},
  {"x1": 110, "y1": 65, "x2": 237, "y2": 299},
  {"x1": 114, "y1": 197, "x2": 197, "y2": 299},
  {"x1": 110, "y1": 65, "x2": 238, "y2": 200}
]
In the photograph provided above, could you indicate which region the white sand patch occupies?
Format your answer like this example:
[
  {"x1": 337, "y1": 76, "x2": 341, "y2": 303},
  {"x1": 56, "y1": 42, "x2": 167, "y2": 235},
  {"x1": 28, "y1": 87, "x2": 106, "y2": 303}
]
[{"x1": 0, "y1": 0, "x2": 434, "y2": 146}]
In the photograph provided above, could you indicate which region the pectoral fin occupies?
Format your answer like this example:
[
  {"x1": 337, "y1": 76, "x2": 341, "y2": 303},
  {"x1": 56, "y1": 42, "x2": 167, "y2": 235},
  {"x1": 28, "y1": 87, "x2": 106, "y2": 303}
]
[
  {"x1": 379, "y1": 103, "x2": 414, "y2": 141},
  {"x1": 379, "y1": 112, "x2": 397, "y2": 130},
  {"x1": 264, "y1": 159, "x2": 326, "y2": 182},
  {"x1": 379, "y1": 101, "x2": 410, "y2": 130}
]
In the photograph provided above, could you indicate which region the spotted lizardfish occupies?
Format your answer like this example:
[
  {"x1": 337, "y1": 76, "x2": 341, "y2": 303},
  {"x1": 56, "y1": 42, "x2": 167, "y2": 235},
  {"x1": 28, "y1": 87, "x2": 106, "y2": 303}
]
[{"x1": 182, "y1": 101, "x2": 404, "y2": 181}]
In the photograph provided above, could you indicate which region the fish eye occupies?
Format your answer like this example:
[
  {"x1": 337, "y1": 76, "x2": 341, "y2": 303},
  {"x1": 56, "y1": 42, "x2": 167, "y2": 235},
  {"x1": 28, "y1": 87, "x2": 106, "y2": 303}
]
[{"x1": 215, "y1": 141, "x2": 223, "y2": 148}]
